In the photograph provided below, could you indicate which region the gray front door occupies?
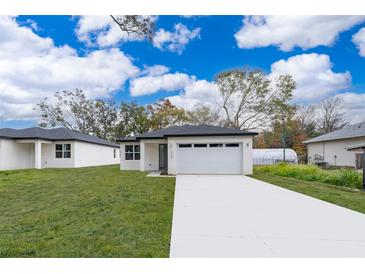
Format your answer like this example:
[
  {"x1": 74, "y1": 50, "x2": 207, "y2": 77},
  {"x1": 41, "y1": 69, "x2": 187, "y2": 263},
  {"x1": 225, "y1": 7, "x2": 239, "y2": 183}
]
[{"x1": 159, "y1": 144, "x2": 168, "y2": 170}]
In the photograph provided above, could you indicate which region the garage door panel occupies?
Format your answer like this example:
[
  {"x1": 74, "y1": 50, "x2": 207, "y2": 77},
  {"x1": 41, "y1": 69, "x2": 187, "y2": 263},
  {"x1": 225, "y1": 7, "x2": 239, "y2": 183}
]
[{"x1": 176, "y1": 144, "x2": 242, "y2": 174}]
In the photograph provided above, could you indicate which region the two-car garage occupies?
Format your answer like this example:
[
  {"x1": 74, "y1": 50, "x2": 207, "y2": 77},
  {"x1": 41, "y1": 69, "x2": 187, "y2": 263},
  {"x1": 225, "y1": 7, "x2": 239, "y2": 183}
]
[{"x1": 176, "y1": 143, "x2": 243, "y2": 175}]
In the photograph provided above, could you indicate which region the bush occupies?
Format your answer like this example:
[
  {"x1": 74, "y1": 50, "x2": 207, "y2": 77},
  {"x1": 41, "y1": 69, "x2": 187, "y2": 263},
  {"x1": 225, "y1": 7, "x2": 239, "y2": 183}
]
[{"x1": 255, "y1": 162, "x2": 363, "y2": 189}]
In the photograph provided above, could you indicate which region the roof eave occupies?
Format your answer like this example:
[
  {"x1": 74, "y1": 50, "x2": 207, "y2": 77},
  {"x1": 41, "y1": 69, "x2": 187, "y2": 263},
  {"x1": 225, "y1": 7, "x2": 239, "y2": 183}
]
[
  {"x1": 303, "y1": 134, "x2": 365, "y2": 144},
  {"x1": 136, "y1": 132, "x2": 258, "y2": 139}
]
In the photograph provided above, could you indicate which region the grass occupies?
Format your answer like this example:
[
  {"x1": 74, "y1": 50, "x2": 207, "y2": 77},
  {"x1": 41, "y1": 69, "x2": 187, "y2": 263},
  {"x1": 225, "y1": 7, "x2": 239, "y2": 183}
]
[
  {"x1": 253, "y1": 169, "x2": 365, "y2": 214},
  {"x1": 0, "y1": 165, "x2": 175, "y2": 257},
  {"x1": 255, "y1": 162, "x2": 363, "y2": 189}
]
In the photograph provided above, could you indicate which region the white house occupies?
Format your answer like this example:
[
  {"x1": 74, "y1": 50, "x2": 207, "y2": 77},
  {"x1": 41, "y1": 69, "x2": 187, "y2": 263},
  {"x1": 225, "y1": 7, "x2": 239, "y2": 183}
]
[
  {"x1": 118, "y1": 125, "x2": 257, "y2": 175},
  {"x1": 303, "y1": 121, "x2": 365, "y2": 168},
  {"x1": 0, "y1": 127, "x2": 120, "y2": 170}
]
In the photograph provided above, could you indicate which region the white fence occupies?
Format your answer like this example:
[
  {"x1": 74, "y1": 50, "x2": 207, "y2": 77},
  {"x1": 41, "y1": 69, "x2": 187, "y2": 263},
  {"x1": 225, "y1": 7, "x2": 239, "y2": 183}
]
[{"x1": 253, "y1": 149, "x2": 298, "y2": 166}]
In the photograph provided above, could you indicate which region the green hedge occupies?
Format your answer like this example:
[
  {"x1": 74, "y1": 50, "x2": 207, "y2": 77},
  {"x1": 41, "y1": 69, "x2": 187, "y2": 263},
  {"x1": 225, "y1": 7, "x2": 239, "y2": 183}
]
[{"x1": 255, "y1": 162, "x2": 363, "y2": 189}]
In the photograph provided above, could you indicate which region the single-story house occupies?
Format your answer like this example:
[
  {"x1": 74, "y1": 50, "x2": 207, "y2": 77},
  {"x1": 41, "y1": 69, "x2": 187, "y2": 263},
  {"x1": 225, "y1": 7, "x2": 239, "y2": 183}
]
[
  {"x1": 118, "y1": 125, "x2": 258, "y2": 175},
  {"x1": 0, "y1": 127, "x2": 120, "y2": 170},
  {"x1": 303, "y1": 121, "x2": 365, "y2": 168}
]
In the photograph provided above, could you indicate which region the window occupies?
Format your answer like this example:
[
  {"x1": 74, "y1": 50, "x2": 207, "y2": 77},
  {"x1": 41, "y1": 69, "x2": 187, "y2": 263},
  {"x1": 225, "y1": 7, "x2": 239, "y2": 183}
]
[
  {"x1": 113, "y1": 149, "x2": 116, "y2": 158},
  {"x1": 179, "y1": 144, "x2": 192, "y2": 148},
  {"x1": 225, "y1": 143, "x2": 239, "y2": 147},
  {"x1": 125, "y1": 145, "x2": 134, "y2": 160},
  {"x1": 134, "y1": 145, "x2": 141, "y2": 160},
  {"x1": 209, "y1": 143, "x2": 223, "y2": 147},
  {"x1": 125, "y1": 145, "x2": 141, "y2": 160},
  {"x1": 194, "y1": 144, "x2": 207, "y2": 148},
  {"x1": 55, "y1": 144, "x2": 71, "y2": 159}
]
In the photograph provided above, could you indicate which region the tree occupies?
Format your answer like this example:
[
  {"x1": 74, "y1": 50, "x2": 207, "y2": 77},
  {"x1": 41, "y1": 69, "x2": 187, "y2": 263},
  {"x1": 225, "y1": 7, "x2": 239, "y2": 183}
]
[
  {"x1": 295, "y1": 104, "x2": 319, "y2": 138},
  {"x1": 110, "y1": 15, "x2": 155, "y2": 40},
  {"x1": 147, "y1": 99, "x2": 189, "y2": 130},
  {"x1": 93, "y1": 100, "x2": 118, "y2": 140},
  {"x1": 214, "y1": 69, "x2": 295, "y2": 130},
  {"x1": 34, "y1": 89, "x2": 117, "y2": 140},
  {"x1": 318, "y1": 96, "x2": 348, "y2": 133},
  {"x1": 186, "y1": 104, "x2": 221, "y2": 126},
  {"x1": 115, "y1": 102, "x2": 150, "y2": 137}
]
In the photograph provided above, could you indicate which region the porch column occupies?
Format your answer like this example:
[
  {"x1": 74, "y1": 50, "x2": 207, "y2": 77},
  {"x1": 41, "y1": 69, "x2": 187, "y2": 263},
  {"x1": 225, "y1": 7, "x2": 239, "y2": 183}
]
[
  {"x1": 140, "y1": 141, "x2": 145, "y2": 171},
  {"x1": 34, "y1": 140, "x2": 42, "y2": 169}
]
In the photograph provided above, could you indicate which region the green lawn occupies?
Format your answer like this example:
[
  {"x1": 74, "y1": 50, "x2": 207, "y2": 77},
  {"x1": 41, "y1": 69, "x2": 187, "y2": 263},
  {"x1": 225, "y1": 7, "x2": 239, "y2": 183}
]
[
  {"x1": 0, "y1": 165, "x2": 175, "y2": 257},
  {"x1": 253, "y1": 170, "x2": 365, "y2": 214}
]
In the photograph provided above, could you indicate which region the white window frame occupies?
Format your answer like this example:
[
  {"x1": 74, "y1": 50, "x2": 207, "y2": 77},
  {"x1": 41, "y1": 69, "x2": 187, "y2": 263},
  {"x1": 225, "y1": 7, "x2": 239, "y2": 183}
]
[
  {"x1": 55, "y1": 144, "x2": 71, "y2": 159},
  {"x1": 125, "y1": 145, "x2": 140, "y2": 160}
]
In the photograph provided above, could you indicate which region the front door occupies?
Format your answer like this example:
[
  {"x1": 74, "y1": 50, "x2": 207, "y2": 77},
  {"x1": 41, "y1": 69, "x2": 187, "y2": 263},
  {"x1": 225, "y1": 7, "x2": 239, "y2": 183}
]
[{"x1": 159, "y1": 144, "x2": 168, "y2": 170}]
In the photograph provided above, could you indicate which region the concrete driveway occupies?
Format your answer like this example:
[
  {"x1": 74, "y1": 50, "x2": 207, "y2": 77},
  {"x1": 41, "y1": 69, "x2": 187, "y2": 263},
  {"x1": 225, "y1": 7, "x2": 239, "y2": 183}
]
[{"x1": 169, "y1": 175, "x2": 365, "y2": 257}]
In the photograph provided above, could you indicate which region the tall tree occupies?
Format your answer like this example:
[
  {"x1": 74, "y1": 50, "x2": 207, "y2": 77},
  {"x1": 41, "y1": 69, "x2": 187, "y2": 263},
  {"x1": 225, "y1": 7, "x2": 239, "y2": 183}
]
[
  {"x1": 295, "y1": 104, "x2": 319, "y2": 138},
  {"x1": 147, "y1": 99, "x2": 189, "y2": 130},
  {"x1": 34, "y1": 89, "x2": 117, "y2": 140},
  {"x1": 214, "y1": 69, "x2": 295, "y2": 130},
  {"x1": 93, "y1": 100, "x2": 118, "y2": 140},
  {"x1": 115, "y1": 102, "x2": 150, "y2": 137},
  {"x1": 318, "y1": 96, "x2": 348, "y2": 133},
  {"x1": 186, "y1": 104, "x2": 221, "y2": 126},
  {"x1": 110, "y1": 15, "x2": 155, "y2": 40}
]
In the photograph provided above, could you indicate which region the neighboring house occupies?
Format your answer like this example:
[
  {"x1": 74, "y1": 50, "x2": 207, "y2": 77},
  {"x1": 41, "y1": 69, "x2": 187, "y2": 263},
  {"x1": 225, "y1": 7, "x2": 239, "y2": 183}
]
[
  {"x1": 0, "y1": 127, "x2": 120, "y2": 170},
  {"x1": 303, "y1": 122, "x2": 365, "y2": 168},
  {"x1": 118, "y1": 125, "x2": 257, "y2": 175}
]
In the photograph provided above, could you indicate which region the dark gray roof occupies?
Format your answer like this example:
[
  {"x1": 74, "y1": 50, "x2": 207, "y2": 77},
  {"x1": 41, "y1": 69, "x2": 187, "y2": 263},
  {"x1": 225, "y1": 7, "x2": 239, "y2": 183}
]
[
  {"x1": 118, "y1": 125, "x2": 257, "y2": 141},
  {"x1": 118, "y1": 136, "x2": 139, "y2": 142},
  {"x1": 0, "y1": 127, "x2": 119, "y2": 148},
  {"x1": 303, "y1": 122, "x2": 365, "y2": 144}
]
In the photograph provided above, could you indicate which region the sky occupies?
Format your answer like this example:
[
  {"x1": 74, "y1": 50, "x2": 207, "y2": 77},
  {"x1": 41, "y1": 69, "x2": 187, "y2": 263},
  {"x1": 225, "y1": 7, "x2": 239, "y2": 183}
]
[{"x1": 1, "y1": 15, "x2": 365, "y2": 128}]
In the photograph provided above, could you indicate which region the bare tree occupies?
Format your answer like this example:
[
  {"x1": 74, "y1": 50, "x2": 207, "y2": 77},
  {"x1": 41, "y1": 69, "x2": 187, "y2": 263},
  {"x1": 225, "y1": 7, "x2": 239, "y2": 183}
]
[
  {"x1": 295, "y1": 104, "x2": 319, "y2": 137},
  {"x1": 296, "y1": 104, "x2": 317, "y2": 129},
  {"x1": 110, "y1": 15, "x2": 155, "y2": 40},
  {"x1": 318, "y1": 96, "x2": 348, "y2": 133},
  {"x1": 215, "y1": 69, "x2": 295, "y2": 130},
  {"x1": 186, "y1": 104, "x2": 222, "y2": 126}
]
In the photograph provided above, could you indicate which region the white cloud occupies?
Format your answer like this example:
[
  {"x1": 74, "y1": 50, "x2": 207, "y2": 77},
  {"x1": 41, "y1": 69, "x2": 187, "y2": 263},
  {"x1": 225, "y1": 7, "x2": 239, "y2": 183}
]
[
  {"x1": 270, "y1": 53, "x2": 351, "y2": 102},
  {"x1": 338, "y1": 92, "x2": 365, "y2": 123},
  {"x1": 130, "y1": 72, "x2": 195, "y2": 96},
  {"x1": 352, "y1": 27, "x2": 365, "y2": 57},
  {"x1": 75, "y1": 16, "x2": 143, "y2": 47},
  {"x1": 0, "y1": 16, "x2": 139, "y2": 120},
  {"x1": 235, "y1": 16, "x2": 365, "y2": 51},
  {"x1": 141, "y1": 64, "x2": 170, "y2": 76},
  {"x1": 152, "y1": 23, "x2": 201, "y2": 54},
  {"x1": 167, "y1": 80, "x2": 220, "y2": 110}
]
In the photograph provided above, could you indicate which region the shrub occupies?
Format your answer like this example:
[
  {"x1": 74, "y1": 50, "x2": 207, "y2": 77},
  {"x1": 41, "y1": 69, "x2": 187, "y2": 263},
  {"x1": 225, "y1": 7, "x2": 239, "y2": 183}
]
[
  {"x1": 255, "y1": 163, "x2": 363, "y2": 190},
  {"x1": 336, "y1": 169, "x2": 363, "y2": 189}
]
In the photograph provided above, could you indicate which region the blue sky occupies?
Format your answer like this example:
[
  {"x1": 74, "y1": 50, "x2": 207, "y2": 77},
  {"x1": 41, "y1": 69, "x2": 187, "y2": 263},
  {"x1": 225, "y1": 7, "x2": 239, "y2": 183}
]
[{"x1": 1, "y1": 15, "x2": 365, "y2": 128}]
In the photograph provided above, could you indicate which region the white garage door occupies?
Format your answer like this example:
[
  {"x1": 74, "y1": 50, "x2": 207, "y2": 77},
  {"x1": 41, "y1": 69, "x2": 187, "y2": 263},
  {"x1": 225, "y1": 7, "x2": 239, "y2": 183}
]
[{"x1": 176, "y1": 143, "x2": 242, "y2": 175}]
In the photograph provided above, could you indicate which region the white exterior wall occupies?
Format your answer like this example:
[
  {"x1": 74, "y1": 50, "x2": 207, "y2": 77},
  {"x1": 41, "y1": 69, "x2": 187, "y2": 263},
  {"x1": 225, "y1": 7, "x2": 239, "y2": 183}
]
[
  {"x1": 307, "y1": 136, "x2": 365, "y2": 167},
  {"x1": 42, "y1": 141, "x2": 75, "y2": 168},
  {"x1": 167, "y1": 136, "x2": 253, "y2": 175},
  {"x1": 74, "y1": 141, "x2": 119, "y2": 167},
  {"x1": 0, "y1": 139, "x2": 34, "y2": 170},
  {"x1": 143, "y1": 142, "x2": 160, "y2": 171},
  {"x1": 1, "y1": 139, "x2": 119, "y2": 170},
  {"x1": 120, "y1": 142, "x2": 140, "y2": 170}
]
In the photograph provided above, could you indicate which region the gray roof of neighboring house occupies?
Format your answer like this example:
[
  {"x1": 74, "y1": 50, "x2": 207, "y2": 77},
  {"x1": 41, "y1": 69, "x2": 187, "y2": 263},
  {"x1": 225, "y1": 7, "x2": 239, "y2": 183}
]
[
  {"x1": 117, "y1": 125, "x2": 258, "y2": 142},
  {"x1": 346, "y1": 143, "x2": 365, "y2": 151},
  {"x1": 303, "y1": 122, "x2": 365, "y2": 144},
  {"x1": 0, "y1": 127, "x2": 119, "y2": 148}
]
